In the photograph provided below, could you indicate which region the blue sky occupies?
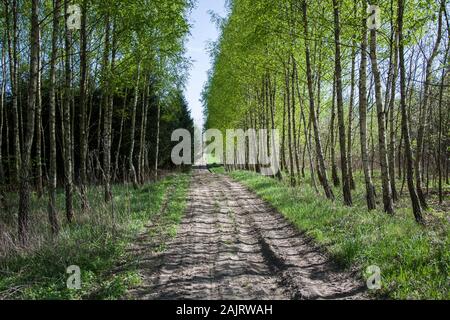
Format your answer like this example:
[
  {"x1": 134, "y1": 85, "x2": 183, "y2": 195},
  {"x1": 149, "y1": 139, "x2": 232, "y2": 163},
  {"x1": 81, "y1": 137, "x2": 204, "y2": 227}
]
[{"x1": 184, "y1": 0, "x2": 227, "y2": 130}]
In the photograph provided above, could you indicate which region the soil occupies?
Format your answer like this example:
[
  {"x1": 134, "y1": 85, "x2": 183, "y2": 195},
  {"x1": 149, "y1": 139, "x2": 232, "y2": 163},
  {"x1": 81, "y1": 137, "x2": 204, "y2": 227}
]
[{"x1": 126, "y1": 169, "x2": 367, "y2": 300}]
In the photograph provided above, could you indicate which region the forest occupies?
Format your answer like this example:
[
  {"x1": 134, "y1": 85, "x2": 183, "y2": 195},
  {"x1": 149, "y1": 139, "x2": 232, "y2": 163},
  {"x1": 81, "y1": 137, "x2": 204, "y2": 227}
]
[
  {"x1": 205, "y1": 0, "x2": 449, "y2": 219},
  {"x1": 203, "y1": 0, "x2": 449, "y2": 299},
  {"x1": 0, "y1": 0, "x2": 196, "y2": 299},
  {"x1": 0, "y1": 0, "x2": 448, "y2": 301},
  {"x1": 0, "y1": 0, "x2": 193, "y2": 240}
]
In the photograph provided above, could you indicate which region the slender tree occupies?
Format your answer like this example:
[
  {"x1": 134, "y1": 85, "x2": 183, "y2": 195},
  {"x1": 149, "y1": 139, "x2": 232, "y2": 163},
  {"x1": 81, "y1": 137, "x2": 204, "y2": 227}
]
[
  {"x1": 347, "y1": 27, "x2": 356, "y2": 190},
  {"x1": 129, "y1": 61, "x2": 141, "y2": 189},
  {"x1": 414, "y1": 0, "x2": 444, "y2": 209},
  {"x1": 369, "y1": 0, "x2": 394, "y2": 214},
  {"x1": 79, "y1": 0, "x2": 90, "y2": 210},
  {"x1": 436, "y1": 41, "x2": 448, "y2": 204},
  {"x1": 63, "y1": 0, "x2": 74, "y2": 222},
  {"x1": 102, "y1": 14, "x2": 113, "y2": 202},
  {"x1": 138, "y1": 78, "x2": 149, "y2": 183},
  {"x1": 330, "y1": 75, "x2": 340, "y2": 186},
  {"x1": 333, "y1": 0, "x2": 352, "y2": 206},
  {"x1": 388, "y1": 26, "x2": 399, "y2": 202},
  {"x1": 18, "y1": 0, "x2": 39, "y2": 244},
  {"x1": 155, "y1": 95, "x2": 161, "y2": 181},
  {"x1": 114, "y1": 89, "x2": 127, "y2": 180},
  {"x1": 47, "y1": 0, "x2": 61, "y2": 236},
  {"x1": 302, "y1": 0, "x2": 334, "y2": 200},
  {"x1": 398, "y1": 0, "x2": 423, "y2": 223},
  {"x1": 359, "y1": 0, "x2": 376, "y2": 210},
  {"x1": 4, "y1": 0, "x2": 21, "y2": 184},
  {"x1": 35, "y1": 26, "x2": 43, "y2": 197},
  {"x1": 0, "y1": 31, "x2": 6, "y2": 183}
]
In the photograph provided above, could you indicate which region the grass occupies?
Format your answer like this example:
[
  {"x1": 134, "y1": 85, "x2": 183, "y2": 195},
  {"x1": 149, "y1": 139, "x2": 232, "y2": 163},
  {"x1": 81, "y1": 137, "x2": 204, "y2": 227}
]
[
  {"x1": 0, "y1": 173, "x2": 191, "y2": 300},
  {"x1": 210, "y1": 166, "x2": 449, "y2": 300}
]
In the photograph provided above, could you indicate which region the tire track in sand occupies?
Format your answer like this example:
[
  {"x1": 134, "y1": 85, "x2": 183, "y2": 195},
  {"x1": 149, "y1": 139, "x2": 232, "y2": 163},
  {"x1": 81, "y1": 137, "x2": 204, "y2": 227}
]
[{"x1": 127, "y1": 169, "x2": 366, "y2": 300}]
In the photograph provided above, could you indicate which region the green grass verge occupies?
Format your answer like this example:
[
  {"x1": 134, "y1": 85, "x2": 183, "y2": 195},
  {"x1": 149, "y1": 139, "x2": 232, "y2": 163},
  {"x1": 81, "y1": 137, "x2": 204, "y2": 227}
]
[
  {"x1": 212, "y1": 167, "x2": 449, "y2": 300},
  {"x1": 0, "y1": 173, "x2": 191, "y2": 300}
]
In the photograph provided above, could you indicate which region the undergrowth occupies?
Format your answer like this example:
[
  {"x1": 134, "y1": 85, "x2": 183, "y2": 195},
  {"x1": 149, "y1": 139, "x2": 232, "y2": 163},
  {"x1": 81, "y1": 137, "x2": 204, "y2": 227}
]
[
  {"x1": 212, "y1": 167, "x2": 449, "y2": 300},
  {"x1": 0, "y1": 173, "x2": 191, "y2": 300}
]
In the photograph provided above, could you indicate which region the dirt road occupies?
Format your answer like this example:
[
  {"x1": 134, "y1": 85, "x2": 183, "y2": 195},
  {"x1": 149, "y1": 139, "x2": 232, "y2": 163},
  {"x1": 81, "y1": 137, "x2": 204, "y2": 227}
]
[{"x1": 127, "y1": 169, "x2": 366, "y2": 300}]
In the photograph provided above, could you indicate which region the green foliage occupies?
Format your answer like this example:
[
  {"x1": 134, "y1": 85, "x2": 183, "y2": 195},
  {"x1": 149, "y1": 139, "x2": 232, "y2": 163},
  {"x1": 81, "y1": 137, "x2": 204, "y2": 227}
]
[{"x1": 203, "y1": 0, "x2": 448, "y2": 153}]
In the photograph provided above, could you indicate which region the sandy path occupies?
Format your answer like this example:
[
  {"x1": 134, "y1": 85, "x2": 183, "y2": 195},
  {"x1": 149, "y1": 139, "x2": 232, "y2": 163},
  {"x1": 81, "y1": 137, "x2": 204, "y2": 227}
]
[{"x1": 127, "y1": 169, "x2": 366, "y2": 300}]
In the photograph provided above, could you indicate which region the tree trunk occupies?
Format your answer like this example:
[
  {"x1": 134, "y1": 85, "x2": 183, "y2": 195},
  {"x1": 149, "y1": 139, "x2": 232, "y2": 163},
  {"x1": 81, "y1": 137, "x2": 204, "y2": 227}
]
[
  {"x1": 388, "y1": 28, "x2": 399, "y2": 202},
  {"x1": 155, "y1": 96, "x2": 161, "y2": 181},
  {"x1": 281, "y1": 87, "x2": 286, "y2": 172},
  {"x1": 18, "y1": 0, "x2": 39, "y2": 244},
  {"x1": 0, "y1": 30, "x2": 6, "y2": 184},
  {"x1": 369, "y1": 0, "x2": 394, "y2": 214},
  {"x1": 0, "y1": 30, "x2": 6, "y2": 212},
  {"x1": 4, "y1": 0, "x2": 21, "y2": 185},
  {"x1": 414, "y1": 0, "x2": 444, "y2": 209},
  {"x1": 330, "y1": 75, "x2": 340, "y2": 187},
  {"x1": 129, "y1": 62, "x2": 140, "y2": 189},
  {"x1": 359, "y1": 0, "x2": 376, "y2": 210},
  {"x1": 333, "y1": 0, "x2": 352, "y2": 206},
  {"x1": 294, "y1": 62, "x2": 318, "y2": 193},
  {"x1": 397, "y1": 0, "x2": 423, "y2": 223},
  {"x1": 285, "y1": 61, "x2": 295, "y2": 186},
  {"x1": 437, "y1": 41, "x2": 449, "y2": 204},
  {"x1": 138, "y1": 81, "x2": 149, "y2": 183},
  {"x1": 63, "y1": 0, "x2": 74, "y2": 223},
  {"x1": 291, "y1": 59, "x2": 301, "y2": 180},
  {"x1": 115, "y1": 90, "x2": 127, "y2": 181},
  {"x1": 268, "y1": 74, "x2": 283, "y2": 180},
  {"x1": 47, "y1": 0, "x2": 61, "y2": 236},
  {"x1": 348, "y1": 35, "x2": 356, "y2": 190},
  {"x1": 79, "y1": 0, "x2": 90, "y2": 210},
  {"x1": 302, "y1": 0, "x2": 334, "y2": 200},
  {"x1": 35, "y1": 26, "x2": 43, "y2": 198},
  {"x1": 102, "y1": 15, "x2": 113, "y2": 202}
]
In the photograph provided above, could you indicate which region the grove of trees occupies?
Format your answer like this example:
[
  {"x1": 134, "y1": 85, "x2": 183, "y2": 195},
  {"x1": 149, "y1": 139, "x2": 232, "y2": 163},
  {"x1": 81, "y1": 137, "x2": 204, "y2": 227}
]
[
  {"x1": 203, "y1": 0, "x2": 449, "y2": 223},
  {"x1": 0, "y1": 0, "x2": 194, "y2": 243}
]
